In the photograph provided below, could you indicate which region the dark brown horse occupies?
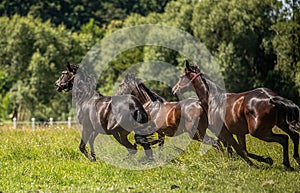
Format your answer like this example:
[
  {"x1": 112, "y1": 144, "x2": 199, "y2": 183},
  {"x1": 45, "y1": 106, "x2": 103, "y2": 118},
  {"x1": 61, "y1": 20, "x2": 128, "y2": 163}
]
[
  {"x1": 117, "y1": 74, "x2": 222, "y2": 150},
  {"x1": 55, "y1": 63, "x2": 157, "y2": 161},
  {"x1": 173, "y1": 60, "x2": 300, "y2": 170}
]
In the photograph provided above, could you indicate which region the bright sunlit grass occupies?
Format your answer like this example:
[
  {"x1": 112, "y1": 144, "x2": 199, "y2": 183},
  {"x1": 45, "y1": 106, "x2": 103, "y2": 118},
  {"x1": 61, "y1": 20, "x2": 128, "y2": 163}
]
[{"x1": 0, "y1": 126, "x2": 299, "y2": 192}]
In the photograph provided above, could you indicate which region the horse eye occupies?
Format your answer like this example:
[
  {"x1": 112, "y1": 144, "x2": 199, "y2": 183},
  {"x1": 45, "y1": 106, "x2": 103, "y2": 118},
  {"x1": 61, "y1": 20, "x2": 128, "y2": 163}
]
[{"x1": 180, "y1": 74, "x2": 186, "y2": 78}]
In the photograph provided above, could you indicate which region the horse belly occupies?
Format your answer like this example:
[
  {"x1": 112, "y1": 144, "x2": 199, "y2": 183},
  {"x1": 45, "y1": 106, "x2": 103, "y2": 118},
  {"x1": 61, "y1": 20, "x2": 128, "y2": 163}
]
[{"x1": 226, "y1": 122, "x2": 249, "y2": 135}]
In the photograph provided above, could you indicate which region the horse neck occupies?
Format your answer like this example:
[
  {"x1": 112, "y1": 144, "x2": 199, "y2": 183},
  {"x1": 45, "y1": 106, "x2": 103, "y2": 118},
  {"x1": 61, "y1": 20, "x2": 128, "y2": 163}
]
[
  {"x1": 193, "y1": 75, "x2": 226, "y2": 113},
  {"x1": 73, "y1": 71, "x2": 102, "y2": 104},
  {"x1": 192, "y1": 78, "x2": 209, "y2": 112}
]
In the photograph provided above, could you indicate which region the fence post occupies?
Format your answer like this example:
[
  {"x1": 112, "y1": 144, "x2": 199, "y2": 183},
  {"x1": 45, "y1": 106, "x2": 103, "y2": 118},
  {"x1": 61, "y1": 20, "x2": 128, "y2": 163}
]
[
  {"x1": 68, "y1": 117, "x2": 71, "y2": 128},
  {"x1": 13, "y1": 117, "x2": 17, "y2": 129},
  {"x1": 31, "y1": 118, "x2": 35, "y2": 130},
  {"x1": 49, "y1": 117, "x2": 53, "y2": 126}
]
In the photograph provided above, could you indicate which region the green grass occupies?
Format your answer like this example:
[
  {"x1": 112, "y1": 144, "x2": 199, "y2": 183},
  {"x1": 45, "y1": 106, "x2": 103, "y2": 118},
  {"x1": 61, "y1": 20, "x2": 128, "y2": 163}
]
[{"x1": 0, "y1": 126, "x2": 299, "y2": 193}]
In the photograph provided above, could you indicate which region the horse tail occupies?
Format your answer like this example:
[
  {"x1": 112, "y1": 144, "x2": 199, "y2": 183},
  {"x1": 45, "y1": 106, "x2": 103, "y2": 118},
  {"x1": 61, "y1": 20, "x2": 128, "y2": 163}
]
[
  {"x1": 270, "y1": 96, "x2": 300, "y2": 132},
  {"x1": 130, "y1": 96, "x2": 148, "y2": 124},
  {"x1": 133, "y1": 108, "x2": 148, "y2": 124}
]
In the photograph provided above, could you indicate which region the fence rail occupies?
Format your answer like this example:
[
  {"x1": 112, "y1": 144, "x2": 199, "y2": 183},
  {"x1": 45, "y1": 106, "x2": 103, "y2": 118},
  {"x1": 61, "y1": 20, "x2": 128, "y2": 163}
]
[{"x1": 0, "y1": 117, "x2": 76, "y2": 129}]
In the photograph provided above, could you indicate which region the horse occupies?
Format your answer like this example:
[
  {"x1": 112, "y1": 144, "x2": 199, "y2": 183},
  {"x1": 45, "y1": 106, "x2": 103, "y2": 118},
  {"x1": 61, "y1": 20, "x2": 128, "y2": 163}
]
[
  {"x1": 117, "y1": 74, "x2": 223, "y2": 151},
  {"x1": 55, "y1": 63, "x2": 158, "y2": 161},
  {"x1": 172, "y1": 60, "x2": 300, "y2": 170}
]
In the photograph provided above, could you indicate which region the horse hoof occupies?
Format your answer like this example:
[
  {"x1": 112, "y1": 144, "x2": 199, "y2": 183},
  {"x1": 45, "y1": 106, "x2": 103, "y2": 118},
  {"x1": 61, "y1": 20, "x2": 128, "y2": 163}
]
[
  {"x1": 250, "y1": 163, "x2": 259, "y2": 169},
  {"x1": 212, "y1": 142, "x2": 223, "y2": 152},
  {"x1": 147, "y1": 157, "x2": 154, "y2": 162},
  {"x1": 284, "y1": 165, "x2": 295, "y2": 171},
  {"x1": 125, "y1": 153, "x2": 135, "y2": 160},
  {"x1": 265, "y1": 157, "x2": 273, "y2": 165},
  {"x1": 140, "y1": 157, "x2": 154, "y2": 165},
  {"x1": 294, "y1": 157, "x2": 300, "y2": 166},
  {"x1": 89, "y1": 157, "x2": 96, "y2": 162}
]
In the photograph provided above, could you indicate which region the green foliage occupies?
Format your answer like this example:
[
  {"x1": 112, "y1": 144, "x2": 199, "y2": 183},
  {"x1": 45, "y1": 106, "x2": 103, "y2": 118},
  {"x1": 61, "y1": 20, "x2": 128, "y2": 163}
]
[
  {"x1": 0, "y1": 0, "x2": 170, "y2": 31},
  {"x1": 0, "y1": 0, "x2": 299, "y2": 120},
  {"x1": 271, "y1": 0, "x2": 300, "y2": 104},
  {"x1": 192, "y1": 0, "x2": 279, "y2": 91},
  {"x1": 0, "y1": 15, "x2": 93, "y2": 121}
]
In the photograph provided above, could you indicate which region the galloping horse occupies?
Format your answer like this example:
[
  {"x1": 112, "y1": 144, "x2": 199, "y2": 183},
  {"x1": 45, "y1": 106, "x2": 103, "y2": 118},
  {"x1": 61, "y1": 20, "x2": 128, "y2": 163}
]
[
  {"x1": 173, "y1": 60, "x2": 300, "y2": 170},
  {"x1": 117, "y1": 74, "x2": 222, "y2": 150},
  {"x1": 55, "y1": 63, "x2": 156, "y2": 161}
]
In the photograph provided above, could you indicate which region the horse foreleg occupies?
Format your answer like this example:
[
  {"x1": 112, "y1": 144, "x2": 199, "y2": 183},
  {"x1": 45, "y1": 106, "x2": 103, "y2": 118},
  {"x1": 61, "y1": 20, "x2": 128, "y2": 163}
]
[
  {"x1": 134, "y1": 134, "x2": 154, "y2": 161},
  {"x1": 113, "y1": 131, "x2": 137, "y2": 157},
  {"x1": 88, "y1": 131, "x2": 99, "y2": 162},
  {"x1": 237, "y1": 135, "x2": 273, "y2": 165},
  {"x1": 219, "y1": 128, "x2": 255, "y2": 167},
  {"x1": 157, "y1": 131, "x2": 165, "y2": 150},
  {"x1": 79, "y1": 126, "x2": 95, "y2": 161},
  {"x1": 186, "y1": 119, "x2": 223, "y2": 151}
]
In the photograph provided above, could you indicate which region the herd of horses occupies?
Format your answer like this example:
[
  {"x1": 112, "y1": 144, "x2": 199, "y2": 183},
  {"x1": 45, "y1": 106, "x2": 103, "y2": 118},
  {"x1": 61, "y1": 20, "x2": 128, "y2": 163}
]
[{"x1": 55, "y1": 61, "x2": 300, "y2": 170}]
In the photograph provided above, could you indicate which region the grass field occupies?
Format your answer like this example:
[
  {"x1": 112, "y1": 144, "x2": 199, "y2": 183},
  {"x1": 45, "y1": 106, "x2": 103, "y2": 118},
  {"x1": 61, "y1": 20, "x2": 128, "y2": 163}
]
[{"x1": 0, "y1": 125, "x2": 299, "y2": 193}]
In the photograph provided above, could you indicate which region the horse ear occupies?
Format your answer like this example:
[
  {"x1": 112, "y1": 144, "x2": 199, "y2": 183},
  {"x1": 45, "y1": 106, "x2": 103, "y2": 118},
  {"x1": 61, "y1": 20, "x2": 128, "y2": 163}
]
[
  {"x1": 185, "y1": 60, "x2": 193, "y2": 72},
  {"x1": 66, "y1": 62, "x2": 72, "y2": 72}
]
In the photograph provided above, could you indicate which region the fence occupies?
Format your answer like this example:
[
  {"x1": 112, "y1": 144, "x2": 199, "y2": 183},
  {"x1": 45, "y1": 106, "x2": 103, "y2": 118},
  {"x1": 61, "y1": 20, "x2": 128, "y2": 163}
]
[{"x1": 0, "y1": 117, "x2": 77, "y2": 129}]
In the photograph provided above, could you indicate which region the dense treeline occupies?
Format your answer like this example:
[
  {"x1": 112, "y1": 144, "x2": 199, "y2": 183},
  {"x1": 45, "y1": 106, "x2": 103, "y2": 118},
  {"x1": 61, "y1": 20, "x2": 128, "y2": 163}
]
[
  {"x1": 0, "y1": 0, "x2": 169, "y2": 31},
  {"x1": 0, "y1": 0, "x2": 299, "y2": 121}
]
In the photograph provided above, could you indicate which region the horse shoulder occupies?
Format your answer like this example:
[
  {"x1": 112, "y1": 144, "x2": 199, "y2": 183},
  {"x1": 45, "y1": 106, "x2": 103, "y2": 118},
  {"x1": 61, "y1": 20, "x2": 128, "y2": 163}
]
[{"x1": 226, "y1": 94, "x2": 246, "y2": 122}]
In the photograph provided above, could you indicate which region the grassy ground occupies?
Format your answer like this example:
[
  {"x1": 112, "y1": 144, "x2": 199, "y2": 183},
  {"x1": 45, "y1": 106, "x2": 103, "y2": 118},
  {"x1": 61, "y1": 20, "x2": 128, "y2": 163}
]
[{"x1": 0, "y1": 126, "x2": 299, "y2": 193}]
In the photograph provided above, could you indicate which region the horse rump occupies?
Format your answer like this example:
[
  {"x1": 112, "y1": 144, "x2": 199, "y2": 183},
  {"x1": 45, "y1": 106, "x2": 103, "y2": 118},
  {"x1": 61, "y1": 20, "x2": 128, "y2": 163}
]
[{"x1": 270, "y1": 96, "x2": 300, "y2": 131}]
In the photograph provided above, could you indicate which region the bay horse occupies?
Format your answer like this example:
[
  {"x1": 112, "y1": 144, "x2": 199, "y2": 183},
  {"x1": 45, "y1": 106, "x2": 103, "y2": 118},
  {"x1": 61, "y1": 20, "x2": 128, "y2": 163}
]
[
  {"x1": 55, "y1": 63, "x2": 157, "y2": 161},
  {"x1": 117, "y1": 74, "x2": 222, "y2": 150},
  {"x1": 172, "y1": 60, "x2": 300, "y2": 170}
]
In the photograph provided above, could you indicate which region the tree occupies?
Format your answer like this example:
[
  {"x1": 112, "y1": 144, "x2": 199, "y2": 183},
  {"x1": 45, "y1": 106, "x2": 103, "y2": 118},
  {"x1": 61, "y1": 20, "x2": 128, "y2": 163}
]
[
  {"x1": 0, "y1": 15, "x2": 94, "y2": 121},
  {"x1": 192, "y1": 0, "x2": 281, "y2": 92},
  {"x1": 271, "y1": 0, "x2": 300, "y2": 104}
]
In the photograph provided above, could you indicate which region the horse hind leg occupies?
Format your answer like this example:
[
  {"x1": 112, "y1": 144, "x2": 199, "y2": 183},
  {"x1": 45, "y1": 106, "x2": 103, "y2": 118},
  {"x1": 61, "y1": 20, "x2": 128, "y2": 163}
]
[
  {"x1": 237, "y1": 135, "x2": 273, "y2": 165},
  {"x1": 278, "y1": 122, "x2": 300, "y2": 166},
  {"x1": 253, "y1": 131, "x2": 293, "y2": 171}
]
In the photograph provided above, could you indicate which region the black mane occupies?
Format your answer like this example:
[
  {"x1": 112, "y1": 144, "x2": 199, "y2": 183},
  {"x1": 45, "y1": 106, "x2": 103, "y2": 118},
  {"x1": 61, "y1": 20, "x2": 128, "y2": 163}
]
[
  {"x1": 73, "y1": 66, "x2": 102, "y2": 104},
  {"x1": 138, "y1": 82, "x2": 166, "y2": 103},
  {"x1": 126, "y1": 74, "x2": 166, "y2": 103}
]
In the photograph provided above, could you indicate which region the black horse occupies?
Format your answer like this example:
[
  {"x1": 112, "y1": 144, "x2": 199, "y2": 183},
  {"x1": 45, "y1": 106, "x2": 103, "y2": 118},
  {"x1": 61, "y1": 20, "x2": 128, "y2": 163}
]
[
  {"x1": 173, "y1": 60, "x2": 300, "y2": 170},
  {"x1": 55, "y1": 63, "x2": 157, "y2": 161},
  {"x1": 118, "y1": 74, "x2": 222, "y2": 150}
]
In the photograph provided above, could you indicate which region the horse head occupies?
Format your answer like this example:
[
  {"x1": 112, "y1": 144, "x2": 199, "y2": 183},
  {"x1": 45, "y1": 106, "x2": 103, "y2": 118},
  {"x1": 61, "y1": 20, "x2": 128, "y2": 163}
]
[
  {"x1": 172, "y1": 60, "x2": 202, "y2": 95},
  {"x1": 55, "y1": 62, "x2": 79, "y2": 92}
]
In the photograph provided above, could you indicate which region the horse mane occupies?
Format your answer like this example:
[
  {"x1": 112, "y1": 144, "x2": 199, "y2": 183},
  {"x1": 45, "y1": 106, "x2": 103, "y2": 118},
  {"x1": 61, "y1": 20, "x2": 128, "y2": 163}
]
[
  {"x1": 200, "y1": 73, "x2": 225, "y2": 94},
  {"x1": 73, "y1": 66, "x2": 102, "y2": 103},
  {"x1": 125, "y1": 74, "x2": 166, "y2": 103},
  {"x1": 138, "y1": 82, "x2": 166, "y2": 103}
]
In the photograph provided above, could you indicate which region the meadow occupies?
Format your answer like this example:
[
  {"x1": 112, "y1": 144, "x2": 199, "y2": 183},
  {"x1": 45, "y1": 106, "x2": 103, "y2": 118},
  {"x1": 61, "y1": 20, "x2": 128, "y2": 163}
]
[{"x1": 0, "y1": 125, "x2": 299, "y2": 193}]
